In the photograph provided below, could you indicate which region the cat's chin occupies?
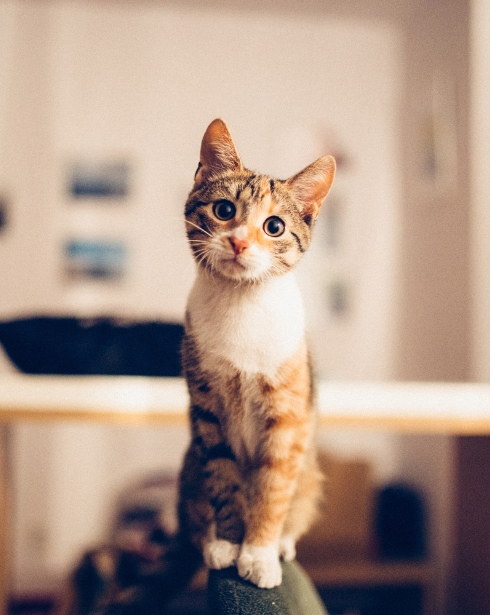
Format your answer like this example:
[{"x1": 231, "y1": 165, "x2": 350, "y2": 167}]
[
  {"x1": 206, "y1": 259, "x2": 270, "y2": 284},
  {"x1": 215, "y1": 270, "x2": 267, "y2": 284}
]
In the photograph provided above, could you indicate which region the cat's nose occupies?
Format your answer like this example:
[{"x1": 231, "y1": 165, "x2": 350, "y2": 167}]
[{"x1": 229, "y1": 235, "x2": 250, "y2": 255}]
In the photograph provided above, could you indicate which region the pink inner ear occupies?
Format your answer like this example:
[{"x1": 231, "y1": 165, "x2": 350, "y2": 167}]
[
  {"x1": 287, "y1": 155, "x2": 336, "y2": 219},
  {"x1": 199, "y1": 119, "x2": 243, "y2": 178}
]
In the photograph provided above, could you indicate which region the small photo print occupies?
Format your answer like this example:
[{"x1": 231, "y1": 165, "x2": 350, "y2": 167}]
[
  {"x1": 69, "y1": 160, "x2": 130, "y2": 198},
  {"x1": 327, "y1": 279, "x2": 349, "y2": 317},
  {"x1": 63, "y1": 240, "x2": 127, "y2": 281},
  {"x1": 323, "y1": 194, "x2": 342, "y2": 252}
]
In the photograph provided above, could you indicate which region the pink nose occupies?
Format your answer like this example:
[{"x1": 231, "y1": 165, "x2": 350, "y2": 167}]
[{"x1": 229, "y1": 236, "x2": 250, "y2": 255}]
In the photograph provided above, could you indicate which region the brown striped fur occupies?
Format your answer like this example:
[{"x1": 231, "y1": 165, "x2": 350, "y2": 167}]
[{"x1": 179, "y1": 119, "x2": 335, "y2": 588}]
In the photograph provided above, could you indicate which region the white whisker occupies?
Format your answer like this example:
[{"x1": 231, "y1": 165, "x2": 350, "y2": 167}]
[
  {"x1": 185, "y1": 219, "x2": 213, "y2": 238},
  {"x1": 192, "y1": 249, "x2": 208, "y2": 260},
  {"x1": 191, "y1": 248, "x2": 208, "y2": 261},
  {"x1": 187, "y1": 239, "x2": 210, "y2": 247}
]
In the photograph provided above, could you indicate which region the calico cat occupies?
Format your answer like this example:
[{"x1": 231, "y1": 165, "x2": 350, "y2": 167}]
[{"x1": 179, "y1": 119, "x2": 336, "y2": 589}]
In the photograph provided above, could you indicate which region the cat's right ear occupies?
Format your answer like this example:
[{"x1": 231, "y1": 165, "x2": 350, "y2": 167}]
[{"x1": 194, "y1": 119, "x2": 243, "y2": 184}]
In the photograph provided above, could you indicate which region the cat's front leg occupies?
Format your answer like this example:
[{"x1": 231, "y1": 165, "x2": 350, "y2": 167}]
[
  {"x1": 183, "y1": 375, "x2": 247, "y2": 572},
  {"x1": 236, "y1": 372, "x2": 311, "y2": 588},
  {"x1": 278, "y1": 535, "x2": 297, "y2": 562},
  {"x1": 197, "y1": 441, "x2": 247, "y2": 570},
  {"x1": 237, "y1": 542, "x2": 282, "y2": 589},
  {"x1": 203, "y1": 522, "x2": 240, "y2": 569},
  {"x1": 236, "y1": 459, "x2": 295, "y2": 589},
  {"x1": 237, "y1": 534, "x2": 294, "y2": 581},
  {"x1": 189, "y1": 408, "x2": 246, "y2": 571},
  {"x1": 180, "y1": 440, "x2": 240, "y2": 571}
]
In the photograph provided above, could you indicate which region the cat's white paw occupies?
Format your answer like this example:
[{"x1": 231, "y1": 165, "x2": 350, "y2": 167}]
[
  {"x1": 279, "y1": 536, "x2": 296, "y2": 562},
  {"x1": 204, "y1": 539, "x2": 240, "y2": 570},
  {"x1": 237, "y1": 543, "x2": 282, "y2": 588}
]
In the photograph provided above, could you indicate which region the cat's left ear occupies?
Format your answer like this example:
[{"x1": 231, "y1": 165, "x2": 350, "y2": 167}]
[
  {"x1": 286, "y1": 155, "x2": 336, "y2": 222},
  {"x1": 194, "y1": 119, "x2": 243, "y2": 184}
]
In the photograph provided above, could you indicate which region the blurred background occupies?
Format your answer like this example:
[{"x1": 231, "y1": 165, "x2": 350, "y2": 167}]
[{"x1": 0, "y1": 0, "x2": 487, "y2": 613}]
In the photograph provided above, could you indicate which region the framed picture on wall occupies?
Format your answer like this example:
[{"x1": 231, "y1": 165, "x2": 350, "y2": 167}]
[
  {"x1": 68, "y1": 160, "x2": 130, "y2": 199},
  {"x1": 63, "y1": 239, "x2": 128, "y2": 281}
]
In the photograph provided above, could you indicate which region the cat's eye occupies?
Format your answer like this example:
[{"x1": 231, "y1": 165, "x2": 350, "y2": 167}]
[
  {"x1": 263, "y1": 216, "x2": 285, "y2": 237},
  {"x1": 213, "y1": 199, "x2": 236, "y2": 221}
]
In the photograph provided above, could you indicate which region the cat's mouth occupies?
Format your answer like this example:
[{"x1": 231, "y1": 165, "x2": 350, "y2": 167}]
[
  {"x1": 214, "y1": 251, "x2": 267, "y2": 281},
  {"x1": 228, "y1": 254, "x2": 247, "y2": 268},
  {"x1": 199, "y1": 242, "x2": 270, "y2": 281},
  {"x1": 221, "y1": 254, "x2": 249, "y2": 273}
]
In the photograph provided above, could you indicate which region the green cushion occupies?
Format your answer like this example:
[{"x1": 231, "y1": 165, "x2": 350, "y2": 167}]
[{"x1": 208, "y1": 561, "x2": 328, "y2": 615}]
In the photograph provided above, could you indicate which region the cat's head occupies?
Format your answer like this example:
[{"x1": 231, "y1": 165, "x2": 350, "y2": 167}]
[{"x1": 185, "y1": 119, "x2": 335, "y2": 283}]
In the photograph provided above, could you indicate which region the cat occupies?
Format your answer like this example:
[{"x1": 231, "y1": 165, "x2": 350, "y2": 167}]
[{"x1": 179, "y1": 118, "x2": 336, "y2": 589}]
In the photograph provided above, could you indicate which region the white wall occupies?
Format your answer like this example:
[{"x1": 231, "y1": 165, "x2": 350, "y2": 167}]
[
  {"x1": 0, "y1": 3, "x2": 471, "y2": 612},
  {"x1": 0, "y1": 0, "x2": 404, "y2": 590},
  {"x1": 0, "y1": 1, "x2": 402, "y2": 380}
]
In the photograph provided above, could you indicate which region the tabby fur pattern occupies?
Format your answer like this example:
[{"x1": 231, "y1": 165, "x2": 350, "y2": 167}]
[{"x1": 179, "y1": 119, "x2": 335, "y2": 588}]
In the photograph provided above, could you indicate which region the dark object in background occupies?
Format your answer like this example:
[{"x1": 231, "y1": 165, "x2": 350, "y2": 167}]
[
  {"x1": 60, "y1": 473, "x2": 204, "y2": 615},
  {"x1": 318, "y1": 585, "x2": 423, "y2": 615},
  {"x1": 0, "y1": 196, "x2": 7, "y2": 232},
  {"x1": 0, "y1": 317, "x2": 184, "y2": 376},
  {"x1": 111, "y1": 473, "x2": 179, "y2": 561},
  {"x1": 374, "y1": 483, "x2": 426, "y2": 561},
  {"x1": 62, "y1": 542, "x2": 204, "y2": 615}
]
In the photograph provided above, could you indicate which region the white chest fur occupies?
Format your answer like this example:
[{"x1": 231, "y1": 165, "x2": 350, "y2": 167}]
[{"x1": 186, "y1": 270, "x2": 305, "y2": 378}]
